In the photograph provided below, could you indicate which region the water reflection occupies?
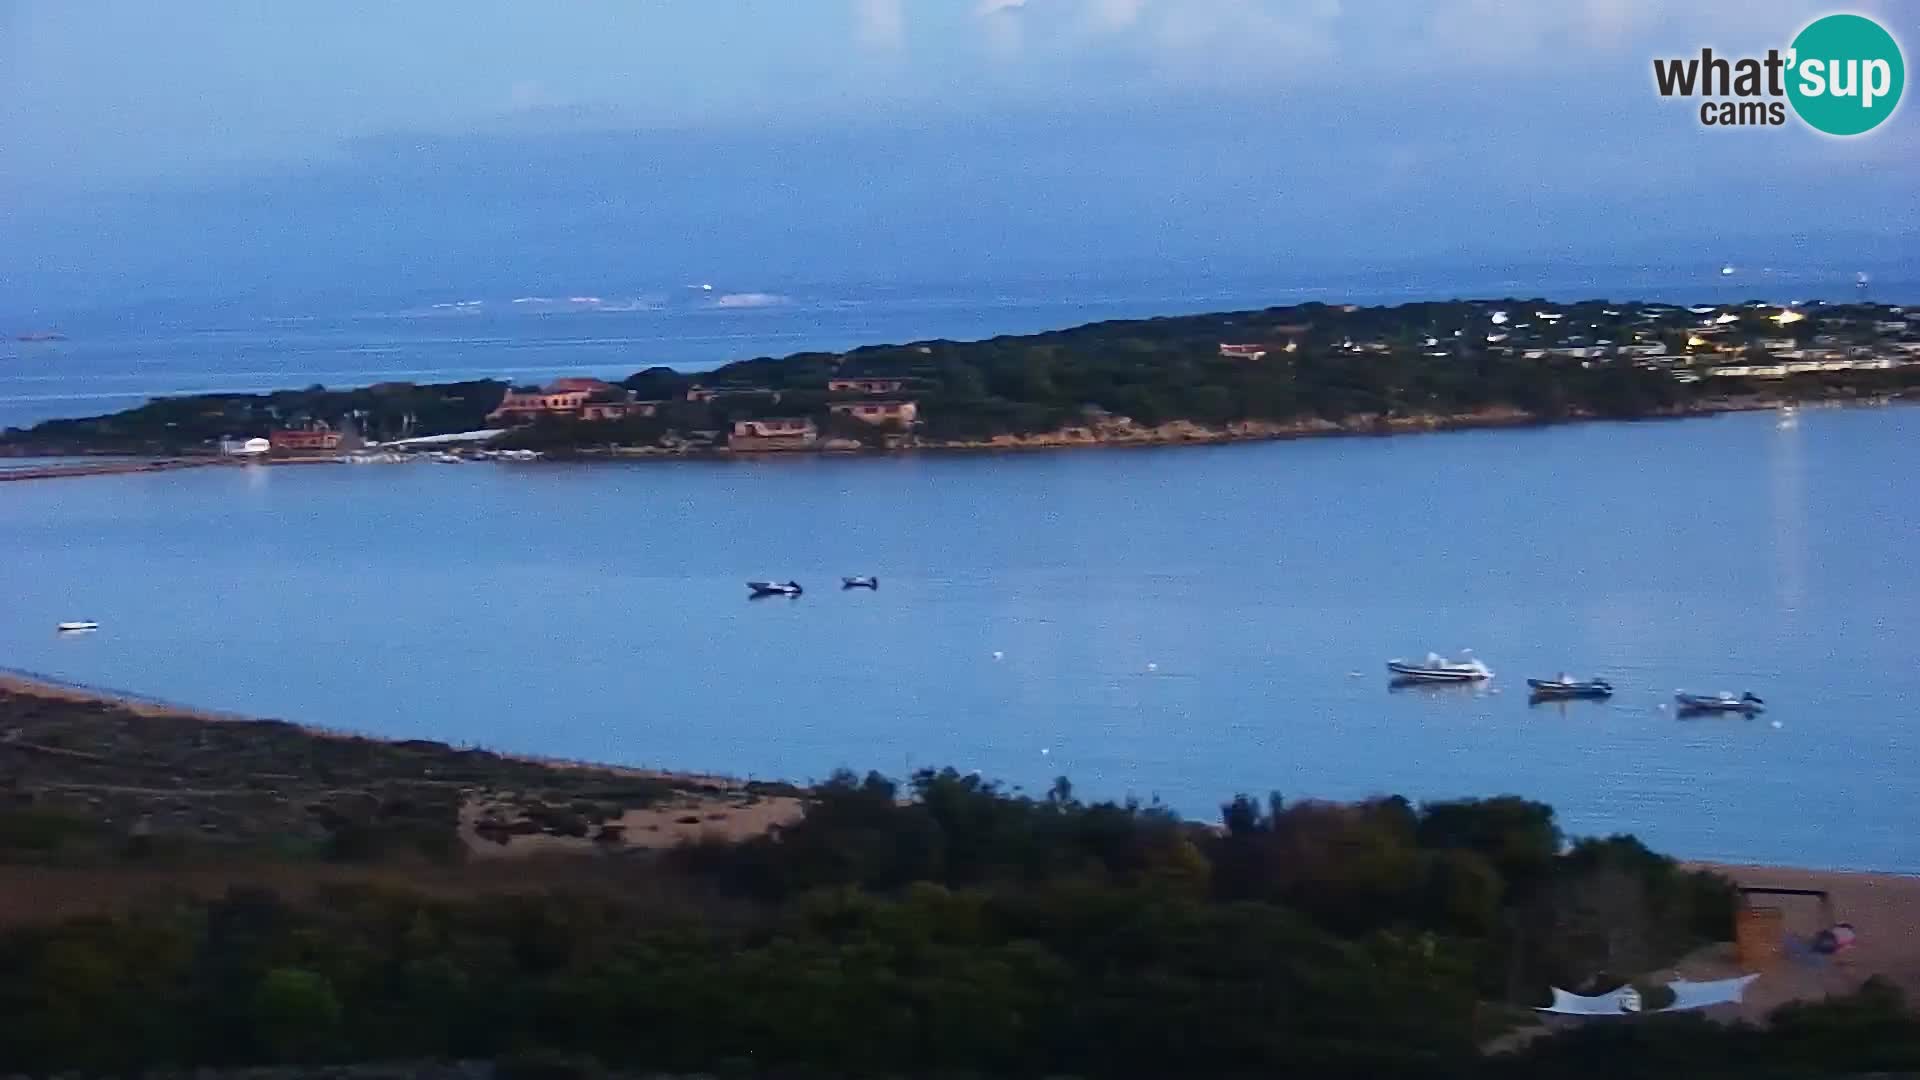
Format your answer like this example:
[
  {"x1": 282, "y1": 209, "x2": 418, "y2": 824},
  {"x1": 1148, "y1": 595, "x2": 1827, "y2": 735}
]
[{"x1": 1769, "y1": 408, "x2": 1807, "y2": 614}]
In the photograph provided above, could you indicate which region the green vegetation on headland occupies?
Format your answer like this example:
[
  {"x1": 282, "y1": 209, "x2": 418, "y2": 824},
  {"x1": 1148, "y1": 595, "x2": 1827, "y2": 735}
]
[
  {"x1": 4, "y1": 684, "x2": 1918, "y2": 1077},
  {"x1": 5, "y1": 298, "x2": 1918, "y2": 457}
]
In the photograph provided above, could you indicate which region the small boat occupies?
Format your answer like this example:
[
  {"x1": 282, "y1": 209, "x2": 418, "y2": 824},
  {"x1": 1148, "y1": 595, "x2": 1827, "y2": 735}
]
[
  {"x1": 747, "y1": 580, "x2": 803, "y2": 597},
  {"x1": 1387, "y1": 652, "x2": 1491, "y2": 682},
  {"x1": 1527, "y1": 675, "x2": 1614, "y2": 700},
  {"x1": 55, "y1": 621, "x2": 99, "y2": 633},
  {"x1": 1675, "y1": 691, "x2": 1765, "y2": 715},
  {"x1": 841, "y1": 576, "x2": 879, "y2": 590}
]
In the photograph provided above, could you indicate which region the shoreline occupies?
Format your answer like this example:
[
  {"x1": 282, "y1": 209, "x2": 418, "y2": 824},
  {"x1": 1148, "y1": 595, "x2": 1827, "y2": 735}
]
[
  {"x1": 5, "y1": 665, "x2": 1915, "y2": 881},
  {"x1": 0, "y1": 666, "x2": 768, "y2": 794},
  {"x1": 2, "y1": 392, "x2": 1906, "y2": 481}
]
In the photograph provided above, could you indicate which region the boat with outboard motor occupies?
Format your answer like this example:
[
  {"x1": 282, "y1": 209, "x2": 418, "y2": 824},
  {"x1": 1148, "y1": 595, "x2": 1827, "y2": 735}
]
[
  {"x1": 1675, "y1": 691, "x2": 1765, "y2": 715},
  {"x1": 1527, "y1": 674, "x2": 1614, "y2": 700},
  {"x1": 1387, "y1": 652, "x2": 1492, "y2": 682},
  {"x1": 747, "y1": 580, "x2": 803, "y2": 598}
]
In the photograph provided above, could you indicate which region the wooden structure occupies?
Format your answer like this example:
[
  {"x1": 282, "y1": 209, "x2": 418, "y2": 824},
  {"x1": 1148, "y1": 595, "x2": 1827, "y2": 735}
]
[{"x1": 1734, "y1": 886, "x2": 1834, "y2": 970}]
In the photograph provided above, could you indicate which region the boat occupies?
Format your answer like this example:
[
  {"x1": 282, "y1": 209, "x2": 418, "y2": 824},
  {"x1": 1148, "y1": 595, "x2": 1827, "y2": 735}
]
[
  {"x1": 841, "y1": 576, "x2": 879, "y2": 590},
  {"x1": 1675, "y1": 691, "x2": 1765, "y2": 715},
  {"x1": 55, "y1": 621, "x2": 99, "y2": 633},
  {"x1": 747, "y1": 580, "x2": 803, "y2": 597},
  {"x1": 1386, "y1": 652, "x2": 1491, "y2": 682},
  {"x1": 1527, "y1": 674, "x2": 1614, "y2": 699}
]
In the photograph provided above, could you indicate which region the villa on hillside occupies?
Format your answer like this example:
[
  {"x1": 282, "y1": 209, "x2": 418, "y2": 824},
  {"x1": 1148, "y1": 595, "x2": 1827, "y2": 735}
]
[
  {"x1": 827, "y1": 376, "x2": 909, "y2": 394},
  {"x1": 580, "y1": 400, "x2": 660, "y2": 421},
  {"x1": 729, "y1": 417, "x2": 817, "y2": 451},
  {"x1": 687, "y1": 384, "x2": 779, "y2": 403},
  {"x1": 487, "y1": 378, "x2": 658, "y2": 425},
  {"x1": 828, "y1": 400, "x2": 918, "y2": 425},
  {"x1": 268, "y1": 421, "x2": 343, "y2": 455}
]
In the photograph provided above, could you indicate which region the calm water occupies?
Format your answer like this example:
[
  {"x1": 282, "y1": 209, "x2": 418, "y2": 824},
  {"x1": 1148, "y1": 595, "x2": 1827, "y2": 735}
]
[{"x1": 2, "y1": 406, "x2": 1917, "y2": 871}]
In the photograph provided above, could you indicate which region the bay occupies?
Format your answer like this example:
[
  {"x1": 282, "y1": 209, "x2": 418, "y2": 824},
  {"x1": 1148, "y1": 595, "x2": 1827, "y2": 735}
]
[{"x1": 2, "y1": 405, "x2": 1916, "y2": 871}]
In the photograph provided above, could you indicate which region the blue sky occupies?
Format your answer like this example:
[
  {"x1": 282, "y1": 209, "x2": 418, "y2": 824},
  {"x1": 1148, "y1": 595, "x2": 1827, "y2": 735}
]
[{"x1": 2, "y1": 1, "x2": 1915, "y2": 317}]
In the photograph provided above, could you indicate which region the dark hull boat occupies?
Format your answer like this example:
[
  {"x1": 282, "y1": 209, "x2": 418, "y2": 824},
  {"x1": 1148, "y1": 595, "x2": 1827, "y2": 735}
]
[
  {"x1": 1675, "y1": 691, "x2": 1765, "y2": 715},
  {"x1": 747, "y1": 580, "x2": 803, "y2": 597},
  {"x1": 1527, "y1": 677, "x2": 1613, "y2": 700},
  {"x1": 841, "y1": 576, "x2": 879, "y2": 590}
]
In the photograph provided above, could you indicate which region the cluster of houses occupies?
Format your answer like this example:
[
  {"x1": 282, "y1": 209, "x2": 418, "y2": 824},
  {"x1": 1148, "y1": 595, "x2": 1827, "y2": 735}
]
[
  {"x1": 1216, "y1": 302, "x2": 1920, "y2": 383},
  {"x1": 487, "y1": 377, "x2": 661, "y2": 424},
  {"x1": 481, "y1": 374, "x2": 922, "y2": 452},
  {"x1": 219, "y1": 421, "x2": 354, "y2": 458}
]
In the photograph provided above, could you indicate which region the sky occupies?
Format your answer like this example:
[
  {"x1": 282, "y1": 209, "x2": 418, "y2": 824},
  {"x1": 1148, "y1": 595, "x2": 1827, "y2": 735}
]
[{"x1": 2, "y1": 0, "x2": 1916, "y2": 319}]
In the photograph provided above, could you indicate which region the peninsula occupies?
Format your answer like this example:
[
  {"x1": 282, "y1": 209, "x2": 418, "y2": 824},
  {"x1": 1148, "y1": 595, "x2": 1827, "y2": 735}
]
[{"x1": 5, "y1": 297, "x2": 1917, "y2": 460}]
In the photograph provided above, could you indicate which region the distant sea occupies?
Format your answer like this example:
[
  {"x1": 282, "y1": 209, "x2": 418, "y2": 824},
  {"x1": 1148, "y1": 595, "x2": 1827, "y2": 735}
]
[{"x1": 3, "y1": 264, "x2": 1913, "y2": 430}]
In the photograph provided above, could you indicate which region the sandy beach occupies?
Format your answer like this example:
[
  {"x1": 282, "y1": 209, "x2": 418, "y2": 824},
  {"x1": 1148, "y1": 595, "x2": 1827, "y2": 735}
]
[{"x1": 1671, "y1": 862, "x2": 1920, "y2": 1020}]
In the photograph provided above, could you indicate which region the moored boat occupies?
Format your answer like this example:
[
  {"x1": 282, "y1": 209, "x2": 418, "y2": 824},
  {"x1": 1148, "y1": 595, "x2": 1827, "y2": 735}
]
[
  {"x1": 1527, "y1": 675, "x2": 1613, "y2": 699},
  {"x1": 747, "y1": 580, "x2": 803, "y2": 597},
  {"x1": 841, "y1": 576, "x2": 879, "y2": 590},
  {"x1": 1675, "y1": 691, "x2": 1764, "y2": 715},
  {"x1": 55, "y1": 620, "x2": 99, "y2": 633},
  {"x1": 1387, "y1": 652, "x2": 1491, "y2": 682}
]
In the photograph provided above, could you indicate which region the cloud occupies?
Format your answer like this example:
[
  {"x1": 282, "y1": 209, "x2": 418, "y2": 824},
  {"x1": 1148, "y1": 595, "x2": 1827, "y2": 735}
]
[
  {"x1": 976, "y1": 0, "x2": 1028, "y2": 57},
  {"x1": 1084, "y1": 0, "x2": 1148, "y2": 32},
  {"x1": 853, "y1": 0, "x2": 905, "y2": 50},
  {"x1": 1143, "y1": 0, "x2": 1342, "y2": 80}
]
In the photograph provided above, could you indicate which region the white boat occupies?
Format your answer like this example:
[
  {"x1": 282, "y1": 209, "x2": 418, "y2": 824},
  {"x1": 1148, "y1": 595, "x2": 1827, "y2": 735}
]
[
  {"x1": 1676, "y1": 691, "x2": 1765, "y2": 715},
  {"x1": 1387, "y1": 652, "x2": 1491, "y2": 682},
  {"x1": 55, "y1": 621, "x2": 99, "y2": 633}
]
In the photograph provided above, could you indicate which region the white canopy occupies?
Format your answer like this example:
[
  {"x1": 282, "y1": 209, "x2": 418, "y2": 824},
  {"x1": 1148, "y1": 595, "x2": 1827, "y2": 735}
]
[{"x1": 1537, "y1": 975, "x2": 1759, "y2": 1015}]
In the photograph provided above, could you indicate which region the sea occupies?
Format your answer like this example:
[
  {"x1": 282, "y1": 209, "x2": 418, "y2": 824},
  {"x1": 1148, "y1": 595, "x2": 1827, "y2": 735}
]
[{"x1": 1, "y1": 268, "x2": 1917, "y2": 872}]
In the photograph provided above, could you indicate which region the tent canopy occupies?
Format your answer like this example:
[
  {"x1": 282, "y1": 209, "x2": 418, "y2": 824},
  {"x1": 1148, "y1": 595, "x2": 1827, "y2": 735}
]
[{"x1": 1537, "y1": 975, "x2": 1760, "y2": 1015}]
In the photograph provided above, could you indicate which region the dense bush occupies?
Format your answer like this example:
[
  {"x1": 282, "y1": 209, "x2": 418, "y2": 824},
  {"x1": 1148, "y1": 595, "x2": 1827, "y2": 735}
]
[{"x1": 0, "y1": 768, "x2": 1852, "y2": 1078}]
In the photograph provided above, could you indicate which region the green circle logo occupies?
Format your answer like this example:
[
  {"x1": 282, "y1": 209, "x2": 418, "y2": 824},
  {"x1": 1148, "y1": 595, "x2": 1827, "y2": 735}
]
[{"x1": 1787, "y1": 14, "x2": 1904, "y2": 135}]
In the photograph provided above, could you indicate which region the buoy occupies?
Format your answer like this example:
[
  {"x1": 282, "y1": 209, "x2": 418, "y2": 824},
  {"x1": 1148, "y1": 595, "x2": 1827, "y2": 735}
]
[
  {"x1": 1770, "y1": 720, "x2": 1783, "y2": 729},
  {"x1": 992, "y1": 650, "x2": 1004, "y2": 661}
]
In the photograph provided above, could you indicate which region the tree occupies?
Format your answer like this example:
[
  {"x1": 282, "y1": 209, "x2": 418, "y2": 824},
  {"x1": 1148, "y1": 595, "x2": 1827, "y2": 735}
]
[{"x1": 252, "y1": 967, "x2": 342, "y2": 1063}]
